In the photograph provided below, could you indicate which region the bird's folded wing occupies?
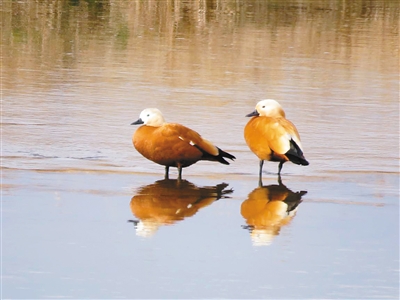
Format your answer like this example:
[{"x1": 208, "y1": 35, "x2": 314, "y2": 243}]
[{"x1": 164, "y1": 123, "x2": 219, "y2": 156}]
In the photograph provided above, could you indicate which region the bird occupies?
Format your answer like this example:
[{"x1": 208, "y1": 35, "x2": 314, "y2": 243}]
[
  {"x1": 244, "y1": 99, "x2": 309, "y2": 183},
  {"x1": 131, "y1": 108, "x2": 235, "y2": 179}
]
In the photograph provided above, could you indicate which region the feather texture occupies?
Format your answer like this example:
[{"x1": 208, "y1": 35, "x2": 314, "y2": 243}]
[
  {"x1": 244, "y1": 99, "x2": 309, "y2": 179},
  {"x1": 132, "y1": 108, "x2": 235, "y2": 179}
]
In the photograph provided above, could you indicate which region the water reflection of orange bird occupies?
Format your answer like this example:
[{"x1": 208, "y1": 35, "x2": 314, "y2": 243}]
[
  {"x1": 128, "y1": 179, "x2": 233, "y2": 237},
  {"x1": 241, "y1": 181, "x2": 307, "y2": 246}
]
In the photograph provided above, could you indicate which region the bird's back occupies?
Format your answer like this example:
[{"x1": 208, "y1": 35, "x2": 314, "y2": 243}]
[{"x1": 133, "y1": 123, "x2": 210, "y2": 168}]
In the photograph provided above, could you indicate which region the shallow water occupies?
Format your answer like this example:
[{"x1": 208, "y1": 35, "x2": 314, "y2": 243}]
[{"x1": 2, "y1": 0, "x2": 399, "y2": 298}]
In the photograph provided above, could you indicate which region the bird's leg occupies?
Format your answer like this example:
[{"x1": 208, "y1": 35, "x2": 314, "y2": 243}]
[
  {"x1": 259, "y1": 160, "x2": 264, "y2": 177},
  {"x1": 258, "y1": 160, "x2": 264, "y2": 187},
  {"x1": 177, "y1": 164, "x2": 183, "y2": 181},
  {"x1": 164, "y1": 166, "x2": 169, "y2": 180},
  {"x1": 278, "y1": 161, "x2": 284, "y2": 175},
  {"x1": 278, "y1": 173, "x2": 283, "y2": 186}
]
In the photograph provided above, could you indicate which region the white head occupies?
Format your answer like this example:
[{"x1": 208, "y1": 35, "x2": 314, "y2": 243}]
[
  {"x1": 255, "y1": 99, "x2": 286, "y2": 118},
  {"x1": 132, "y1": 108, "x2": 166, "y2": 127}
]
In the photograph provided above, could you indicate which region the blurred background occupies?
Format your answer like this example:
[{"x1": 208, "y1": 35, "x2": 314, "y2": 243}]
[{"x1": 2, "y1": 0, "x2": 399, "y2": 175}]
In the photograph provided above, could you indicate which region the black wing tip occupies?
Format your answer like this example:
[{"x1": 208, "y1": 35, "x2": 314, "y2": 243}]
[
  {"x1": 286, "y1": 153, "x2": 309, "y2": 166},
  {"x1": 297, "y1": 158, "x2": 309, "y2": 166},
  {"x1": 197, "y1": 146, "x2": 235, "y2": 165},
  {"x1": 287, "y1": 138, "x2": 309, "y2": 166},
  {"x1": 218, "y1": 157, "x2": 232, "y2": 165},
  {"x1": 217, "y1": 148, "x2": 236, "y2": 164}
]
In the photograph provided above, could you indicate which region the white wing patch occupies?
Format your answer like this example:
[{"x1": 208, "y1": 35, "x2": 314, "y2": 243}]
[
  {"x1": 276, "y1": 134, "x2": 291, "y2": 153},
  {"x1": 178, "y1": 136, "x2": 196, "y2": 146}
]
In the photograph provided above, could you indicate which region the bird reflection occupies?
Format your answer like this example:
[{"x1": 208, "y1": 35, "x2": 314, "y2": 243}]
[
  {"x1": 241, "y1": 179, "x2": 307, "y2": 246},
  {"x1": 128, "y1": 179, "x2": 233, "y2": 237}
]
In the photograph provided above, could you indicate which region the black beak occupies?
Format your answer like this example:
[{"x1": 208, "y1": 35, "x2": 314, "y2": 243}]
[
  {"x1": 131, "y1": 118, "x2": 144, "y2": 125},
  {"x1": 245, "y1": 110, "x2": 259, "y2": 117}
]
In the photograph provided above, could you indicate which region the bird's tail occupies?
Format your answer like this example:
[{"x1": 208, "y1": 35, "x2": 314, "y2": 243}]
[
  {"x1": 215, "y1": 148, "x2": 236, "y2": 165},
  {"x1": 285, "y1": 139, "x2": 309, "y2": 166}
]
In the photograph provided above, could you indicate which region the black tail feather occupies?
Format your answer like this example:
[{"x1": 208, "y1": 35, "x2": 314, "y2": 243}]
[
  {"x1": 195, "y1": 145, "x2": 236, "y2": 165},
  {"x1": 215, "y1": 147, "x2": 236, "y2": 165},
  {"x1": 285, "y1": 139, "x2": 309, "y2": 166}
]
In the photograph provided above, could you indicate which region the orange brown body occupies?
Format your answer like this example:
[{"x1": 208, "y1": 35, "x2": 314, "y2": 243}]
[
  {"x1": 244, "y1": 99, "x2": 309, "y2": 183},
  {"x1": 132, "y1": 108, "x2": 235, "y2": 179}
]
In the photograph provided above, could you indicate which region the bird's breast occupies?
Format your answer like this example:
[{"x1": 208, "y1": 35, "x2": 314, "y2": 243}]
[{"x1": 244, "y1": 117, "x2": 274, "y2": 160}]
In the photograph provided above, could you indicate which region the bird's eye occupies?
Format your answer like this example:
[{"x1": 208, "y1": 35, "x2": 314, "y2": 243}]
[
  {"x1": 147, "y1": 114, "x2": 150, "y2": 117},
  {"x1": 262, "y1": 106, "x2": 265, "y2": 108}
]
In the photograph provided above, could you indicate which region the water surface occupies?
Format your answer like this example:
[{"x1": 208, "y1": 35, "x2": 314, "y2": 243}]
[{"x1": 2, "y1": 0, "x2": 399, "y2": 298}]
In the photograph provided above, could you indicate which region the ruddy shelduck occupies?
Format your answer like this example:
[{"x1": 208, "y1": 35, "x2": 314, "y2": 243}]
[
  {"x1": 131, "y1": 108, "x2": 235, "y2": 179},
  {"x1": 244, "y1": 99, "x2": 309, "y2": 182}
]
